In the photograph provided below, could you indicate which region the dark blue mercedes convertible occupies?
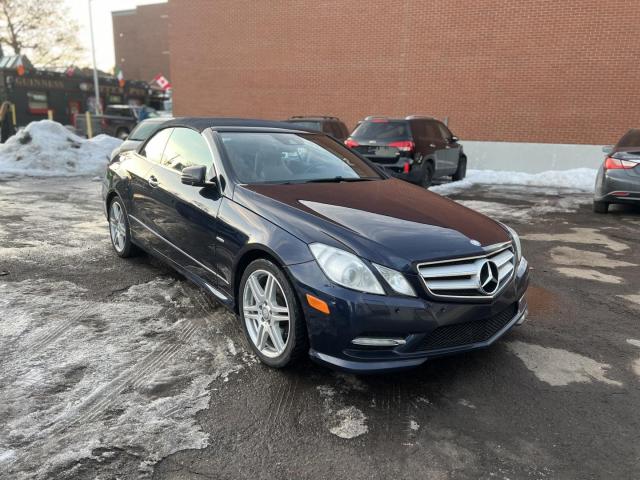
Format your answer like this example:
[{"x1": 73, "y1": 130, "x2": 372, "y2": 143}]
[{"x1": 102, "y1": 118, "x2": 529, "y2": 373}]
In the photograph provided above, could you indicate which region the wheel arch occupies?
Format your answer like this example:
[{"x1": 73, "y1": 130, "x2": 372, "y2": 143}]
[
  {"x1": 232, "y1": 245, "x2": 288, "y2": 314},
  {"x1": 105, "y1": 190, "x2": 119, "y2": 214}
]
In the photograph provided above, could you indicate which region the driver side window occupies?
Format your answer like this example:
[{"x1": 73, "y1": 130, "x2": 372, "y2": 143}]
[
  {"x1": 141, "y1": 128, "x2": 172, "y2": 164},
  {"x1": 161, "y1": 128, "x2": 214, "y2": 173}
]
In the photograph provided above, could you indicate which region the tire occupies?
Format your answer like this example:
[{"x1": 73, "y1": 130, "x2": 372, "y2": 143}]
[
  {"x1": 420, "y1": 162, "x2": 435, "y2": 188},
  {"x1": 108, "y1": 196, "x2": 138, "y2": 257},
  {"x1": 116, "y1": 128, "x2": 129, "y2": 140},
  {"x1": 593, "y1": 200, "x2": 609, "y2": 214},
  {"x1": 452, "y1": 156, "x2": 467, "y2": 181},
  {"x1": 239, "y1": 258, "x2": 308, "y2": 368}
]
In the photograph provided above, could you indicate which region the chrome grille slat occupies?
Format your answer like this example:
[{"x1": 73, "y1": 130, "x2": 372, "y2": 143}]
[
  {"x1": 417, "y1": 244, "x2": 516, "y2": 299},
  {"x1": 427, "y1": 277, "x2": 479, "y2": 291},
  {"x1": 418, "y1": 262, "x2": 481, "y2": 279},
  {"x1": 492, "y1": 250, "x2": 513, "y2": 267},
  {"x1": 498, "y1": 263, "x2": 514, "y2": 279}
]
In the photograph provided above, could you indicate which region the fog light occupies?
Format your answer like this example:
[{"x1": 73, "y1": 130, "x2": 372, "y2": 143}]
[{"x1": 351, "y1": 337, "x2": 406, "y2": 347}]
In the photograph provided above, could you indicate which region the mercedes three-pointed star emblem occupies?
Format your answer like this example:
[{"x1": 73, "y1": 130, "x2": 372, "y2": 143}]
[{"x1": 478, "y1": 260, "x2": 500, "y2": 295}]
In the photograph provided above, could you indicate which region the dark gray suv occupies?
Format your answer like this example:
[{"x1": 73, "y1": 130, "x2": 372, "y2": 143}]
[{"x1": 345, "y1": 116, "x2": 466, "y2": 187}]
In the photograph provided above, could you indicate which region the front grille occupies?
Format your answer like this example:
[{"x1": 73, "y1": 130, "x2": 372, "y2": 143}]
[
  {"x1": 415, "y1": 303, "x2": 518, "y2": 352},
  {"x1": 417, "y1": 243, "x2": 515, "y2": 299}
]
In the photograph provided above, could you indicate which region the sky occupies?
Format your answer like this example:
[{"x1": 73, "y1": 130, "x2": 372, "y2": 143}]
[{"x1": 66, "y1": 0, "x2": 168, "y2": 72}]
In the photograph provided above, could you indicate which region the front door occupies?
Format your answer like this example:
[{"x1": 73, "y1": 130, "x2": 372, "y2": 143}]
[
  {"x1": 125, "y1": 127, "x2": 173, "y2": 250},
  {"x1": 146, "y1": 127, "x2": 224, "y2": 288}
]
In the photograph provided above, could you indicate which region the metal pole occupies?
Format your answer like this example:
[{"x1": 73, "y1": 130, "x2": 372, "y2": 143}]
[{"x1": 88, "y1": 0, "x2": 101, "y2": 115}]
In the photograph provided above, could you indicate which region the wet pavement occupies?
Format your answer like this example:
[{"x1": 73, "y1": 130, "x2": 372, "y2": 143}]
[{"x1": 0, "y1": 177, "x2": 639, "y2": 479}]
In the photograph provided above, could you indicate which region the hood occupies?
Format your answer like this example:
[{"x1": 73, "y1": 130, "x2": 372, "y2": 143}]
[{"x1": 234, "y1": 179, "x2": 510, "y2": 271}]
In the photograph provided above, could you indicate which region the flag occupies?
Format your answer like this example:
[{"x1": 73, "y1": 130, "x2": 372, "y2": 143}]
[
  {"x1": 116, "y1": 68, "x2": 125, "y2": 88},
  {"x1": 16, "y1": 57, "x2": 25, "y2": 76},
  {"x1": 154, "y1": 74, "x2": 172, "y2": 91}
]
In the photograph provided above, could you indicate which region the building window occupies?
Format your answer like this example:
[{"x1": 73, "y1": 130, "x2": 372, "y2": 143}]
[{"x1": 27, "y1": 91, "x2": 48, "y2": 114}]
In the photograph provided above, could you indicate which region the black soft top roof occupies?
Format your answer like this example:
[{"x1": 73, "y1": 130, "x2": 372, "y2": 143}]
[{"x1": 157, "y1": 117, "x2": 313, "y2": 133}]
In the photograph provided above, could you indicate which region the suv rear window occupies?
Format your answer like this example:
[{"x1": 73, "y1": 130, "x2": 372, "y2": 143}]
[
  {"x1": 351, "y1": 121, "x2": 410, "y2": 141},
  {"x1": 286, "y1": 120, "x2": 322, "y2": 131}
]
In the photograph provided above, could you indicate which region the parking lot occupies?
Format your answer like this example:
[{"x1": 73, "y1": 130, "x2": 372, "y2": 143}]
[{"x1": 1, "y1": 176, "x2": 639, "y2": 479}]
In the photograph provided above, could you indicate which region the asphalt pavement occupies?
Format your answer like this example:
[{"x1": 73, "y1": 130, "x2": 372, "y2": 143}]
[{"x1": 0, "y1": 177, "x2": 638, "y2": 480}]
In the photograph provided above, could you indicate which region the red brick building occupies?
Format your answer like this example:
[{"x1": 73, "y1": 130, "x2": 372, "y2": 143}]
[
  {"x1": 168, "y1": 0, "x2": 640, "y2": 145},
  {"x1": 113, "y1": 3, "x2": 170, "y2": 83}
]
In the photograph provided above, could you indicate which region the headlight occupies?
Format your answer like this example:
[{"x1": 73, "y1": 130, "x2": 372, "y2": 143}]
[
  {"x1": 503, "y1": 224, "x2": 522, "y2": 263},
  {"x1": 309, "y1": 243, "x2": 384, "y2": 294},
  {"x1": 373, "y1": 263, "x2": 416, "y2": 297}
]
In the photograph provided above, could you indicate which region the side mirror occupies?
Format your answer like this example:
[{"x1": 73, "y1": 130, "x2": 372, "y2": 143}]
[
  {"x1": 181, "y1": 165, "x2": 216, "y2": 188},
  {"x1": 602, "y1": 145, "x2": 614, "y2": 155},
  {"x1": 450, "y1": 136, "x2": 459, "y2": 143}
]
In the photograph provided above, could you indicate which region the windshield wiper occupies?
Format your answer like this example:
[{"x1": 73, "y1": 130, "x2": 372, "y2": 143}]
[{"x1": 304, "y1": 176, "x2": 378, "y2": 183}]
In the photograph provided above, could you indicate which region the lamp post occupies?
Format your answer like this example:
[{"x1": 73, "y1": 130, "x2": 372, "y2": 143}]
[{"x1": 88, "y1": 0, "x2": 101, "y2": 115}]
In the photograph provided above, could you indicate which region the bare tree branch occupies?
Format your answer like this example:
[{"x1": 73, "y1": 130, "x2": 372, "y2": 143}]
[{"x1": 0, "y1": 0, "x2": 86, "y2": 69}]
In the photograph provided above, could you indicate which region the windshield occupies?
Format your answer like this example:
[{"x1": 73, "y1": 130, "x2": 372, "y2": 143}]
[
  {"x1": 128, "y1": 121, "x2": 164, "y2": 141},
  {"x1": 351, "y1": 121, "x2": 410, "y2": 142},
  {"x1": 285, "y1": 121, "x2": 322, "y2": 131},
  {"x1": 219, "y1": 132, "x2": 382, "y2": 184}
]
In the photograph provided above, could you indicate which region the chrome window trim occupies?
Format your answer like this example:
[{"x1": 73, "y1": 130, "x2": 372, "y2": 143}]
[{"x1": 129, "y1": 214, "x2": 229, "y2": 285}]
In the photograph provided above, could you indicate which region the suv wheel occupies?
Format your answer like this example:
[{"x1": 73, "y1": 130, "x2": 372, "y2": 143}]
[
  {"x1": 452, "y1": 157, "x2": 467, "y2": 181},
  {"x1": 593, "y1": 200, "x2": 609, "y2": 214},
  {"x1": 420, "y1": 162, "x2": 435, "y2": 188},
  {"x1": 239, "y1": 259, "x2": 308, "y2": 368}
]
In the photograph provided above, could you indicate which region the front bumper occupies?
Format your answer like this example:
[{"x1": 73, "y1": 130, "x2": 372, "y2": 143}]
[{"x1": 287, "y1": 257, "x2": 530, "y2": 374}]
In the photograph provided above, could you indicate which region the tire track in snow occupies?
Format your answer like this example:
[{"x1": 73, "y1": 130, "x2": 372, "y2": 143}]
[
  {"x1": 29, "y1": 310, "x2": 84, "y2": 352},
  {"x1": 49, "y1": 320, "x2": 199, "y2": 434}
]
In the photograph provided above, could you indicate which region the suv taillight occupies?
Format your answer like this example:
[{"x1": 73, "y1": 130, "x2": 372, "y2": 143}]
[
  {"x1": 604, "y1": 157, "x2": 636, "y2": 170},
  {"x1": 389, "y1": 140, "x2": 415, "y2": 152},
  {"x1": 345, "y1": 138, "x2": 359, "y2": 148}
]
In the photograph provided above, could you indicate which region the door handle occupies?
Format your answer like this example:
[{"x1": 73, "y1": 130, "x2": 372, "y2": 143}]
[
  {"x1": 148, "y1": 176, "x2": 159, "y2": 188},
  {"x1": 429, "y1": 143, "x2": 436, "y2": 148}
]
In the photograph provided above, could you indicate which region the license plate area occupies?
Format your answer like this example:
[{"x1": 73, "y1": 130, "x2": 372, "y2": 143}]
[{"x1": 368, "y1": 146, "x2": 397, "y2": 157}]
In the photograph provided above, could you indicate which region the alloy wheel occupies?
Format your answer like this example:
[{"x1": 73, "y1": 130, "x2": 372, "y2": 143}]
[
  {"x1": 242, "y1": 269, "x2": 290, "y2": 358},
  {"x1": 109, "y1": 201, "x2": 127, "y2": 253}
]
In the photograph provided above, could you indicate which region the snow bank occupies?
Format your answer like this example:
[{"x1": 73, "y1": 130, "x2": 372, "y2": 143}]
[
  {"x1": 431, "y1": 168, "x2": 597, "y2": 195},
  {"x1": 0, "y1": 120, "x2": 121, "y2": 177}
]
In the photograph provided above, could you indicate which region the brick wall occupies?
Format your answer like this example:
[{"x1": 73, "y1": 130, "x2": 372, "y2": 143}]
[
  {"x1": 113, "y1": 3, "x2": 170, "y2": 83},
  {"x1": 168, "y1": 0, "x2": 640, "y2": 145}
]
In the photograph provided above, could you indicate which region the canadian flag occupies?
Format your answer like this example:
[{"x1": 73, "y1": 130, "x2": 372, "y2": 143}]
[{"x1": 154, "y1": 74, "x2": 172, "y2": 91}]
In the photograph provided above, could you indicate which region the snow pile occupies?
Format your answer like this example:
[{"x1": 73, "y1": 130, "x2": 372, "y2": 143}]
[
  {"x1": 0, "y1": 277, "x2": 253, "y2": 479},
  {"x1": 0, "y1": 120, "x2": 121, "y2": 177},
  {"x1": 431, "y1": 168, "x2": 597, "y2": 194}
]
